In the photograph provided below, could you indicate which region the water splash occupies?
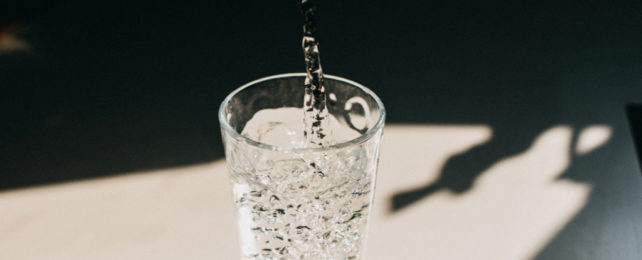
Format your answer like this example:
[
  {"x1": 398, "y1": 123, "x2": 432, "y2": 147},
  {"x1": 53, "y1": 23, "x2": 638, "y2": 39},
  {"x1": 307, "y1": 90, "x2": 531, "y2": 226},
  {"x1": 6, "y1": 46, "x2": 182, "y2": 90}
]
[{"x1": 298, "y1": 0, "x2": 330, "y2": 147}]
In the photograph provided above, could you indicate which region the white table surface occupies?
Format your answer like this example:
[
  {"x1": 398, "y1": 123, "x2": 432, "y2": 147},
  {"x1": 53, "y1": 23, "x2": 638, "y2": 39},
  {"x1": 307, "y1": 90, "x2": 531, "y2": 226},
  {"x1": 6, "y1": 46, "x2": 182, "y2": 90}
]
[{"x1": 1, "y1": 124, "x2": 639, "y2": 259}]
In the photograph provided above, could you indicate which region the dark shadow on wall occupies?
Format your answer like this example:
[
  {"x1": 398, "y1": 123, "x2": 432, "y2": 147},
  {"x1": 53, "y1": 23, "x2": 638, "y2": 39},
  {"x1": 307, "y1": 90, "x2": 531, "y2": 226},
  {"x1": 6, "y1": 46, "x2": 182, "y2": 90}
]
[
  {"x1": 626, "y1": 104, "x2": 642, "y2": 172},
  {"x1": 0, "y1": 0, "x2": 302, "y2": 190}
]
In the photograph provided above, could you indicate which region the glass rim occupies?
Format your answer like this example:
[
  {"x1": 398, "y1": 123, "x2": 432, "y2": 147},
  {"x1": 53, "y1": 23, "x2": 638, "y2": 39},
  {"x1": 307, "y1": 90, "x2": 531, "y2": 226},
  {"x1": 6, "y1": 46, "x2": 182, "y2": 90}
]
[{"x1": 218, "y1": 73, "x2": 386, "y2": 153}]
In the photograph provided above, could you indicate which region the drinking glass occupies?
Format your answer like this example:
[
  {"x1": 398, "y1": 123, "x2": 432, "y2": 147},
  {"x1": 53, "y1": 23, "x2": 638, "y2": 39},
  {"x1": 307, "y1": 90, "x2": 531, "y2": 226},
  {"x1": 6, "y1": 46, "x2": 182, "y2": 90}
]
[{"x1": 218, "y1": 73, "x2": 385, "y2": 259}]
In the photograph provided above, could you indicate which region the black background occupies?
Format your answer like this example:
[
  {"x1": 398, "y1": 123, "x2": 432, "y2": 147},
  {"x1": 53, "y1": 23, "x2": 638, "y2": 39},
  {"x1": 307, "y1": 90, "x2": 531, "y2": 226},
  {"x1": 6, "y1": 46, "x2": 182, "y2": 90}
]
[{"x1": 2, "y1": 1, "x2": 642, "y2": 259}]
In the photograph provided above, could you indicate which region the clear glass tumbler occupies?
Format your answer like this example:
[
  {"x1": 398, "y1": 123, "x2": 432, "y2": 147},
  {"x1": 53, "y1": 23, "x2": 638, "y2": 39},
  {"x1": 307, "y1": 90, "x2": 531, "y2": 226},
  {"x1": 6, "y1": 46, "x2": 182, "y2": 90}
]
[{"x1": 218, "y1": 73, "x2": 385, "y2": 259}]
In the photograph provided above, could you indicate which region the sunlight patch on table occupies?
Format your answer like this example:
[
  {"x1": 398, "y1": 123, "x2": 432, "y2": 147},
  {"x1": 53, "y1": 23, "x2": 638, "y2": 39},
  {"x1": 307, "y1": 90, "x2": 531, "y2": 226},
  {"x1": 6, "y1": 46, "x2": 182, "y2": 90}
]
[{"x1": 0, "y1": 124, "x2": 607, "y2": 259}]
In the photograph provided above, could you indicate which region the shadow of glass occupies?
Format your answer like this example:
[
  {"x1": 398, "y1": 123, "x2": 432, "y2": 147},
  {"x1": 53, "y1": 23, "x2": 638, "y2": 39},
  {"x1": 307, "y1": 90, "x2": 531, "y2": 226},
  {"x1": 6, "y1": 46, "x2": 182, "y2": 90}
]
[
  {"x1": 391, "y1": 123, "x2": 549, "y2": 212},
  {"x1": 371, "y1": 124, "x2": 613, "y2": 259},
  {"x1": 391, "y1": 123, "x2": 614, "y2": 212}
]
